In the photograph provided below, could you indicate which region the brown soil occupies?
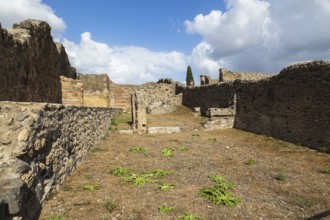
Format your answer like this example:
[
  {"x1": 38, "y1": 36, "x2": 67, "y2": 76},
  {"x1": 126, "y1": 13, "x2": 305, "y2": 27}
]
[{"x1": 39, "y1": 106, "x2": 330, "y2": 220}]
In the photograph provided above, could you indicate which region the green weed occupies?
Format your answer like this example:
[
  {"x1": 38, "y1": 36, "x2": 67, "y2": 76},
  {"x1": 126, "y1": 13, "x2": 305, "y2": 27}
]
[
  {"x1": 179, "y1": 213, "x2": 203, "y2": 220},
  {"x1": 157, "y1": 183, "x2": 175, "y2": 192},
  {"x1": 199, "y1": 175, "x2": 240, "y2": 207},
  {"x1": 275, "y1": 172, "x2": 286, "y2": 181},
  {"x1": 192, "y1": 133, "x2": 200, "y2": 137},
  {"x1": 161, "y1": 147, "x2": 174, "y2": 157},
  {"x1": 83, "y1": 184, "x2": 99, "y2": 192},
  {"x1": 105, "y1": 198, "x2": 117, "y2": 213},
  {"x1": 121, "y1": 173, "x2": 154, "y2": 187},
  {"x1": 46, "y1": 216, "x2": 71, "y2": 220},
  {"x1": 110, "y1": 167, "x2": 131, "y2": 176},
  {"x1": 244, "y1": 158, "x2": 256, "y2": 165},
  {"x1": 129, "y1": 146, "x2": 147, "y2": 155},
  {"x1": 208, "y1": 137, "x2": 217, "y2": 142},
  {"x1": 159, "y1": 205, "x2": 174, "y2": 213},
  {"x1": 177, "y1": 146, "x2": 189, "y2": 151},
  {"x1": 147, "y1": 169, "x2": 173, "y2": 177},
  {"x1": 322, "y1": 166, "x2": 330, "y2": 174}
]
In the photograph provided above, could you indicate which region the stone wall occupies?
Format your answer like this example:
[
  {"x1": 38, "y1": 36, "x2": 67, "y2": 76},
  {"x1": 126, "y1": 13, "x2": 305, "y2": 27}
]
[
  {"x1": 178, "y1": 61, "x2": 330, "y2": 151},
  {"x1": 0, "y1": 101, "x2": 121, "y2": 220},
  {"x1": 219, "y1": 68, "x2": 273, "y2": 82},
  {"x1": 60, "y1": 76, "x2": 83, "y2": 106},
  {"x1": 110, "y1": 80, "x2": 182, "y2": 114},
  {"x1": 0, "y1": 19, "x2": 77, "y2": 104},
  {"x1": 78, "y1": 74, "x2": 110, "y2": 108}
]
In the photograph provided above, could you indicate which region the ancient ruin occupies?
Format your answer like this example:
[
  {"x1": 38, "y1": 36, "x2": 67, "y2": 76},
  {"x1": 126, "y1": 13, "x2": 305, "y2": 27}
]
[{"x1": 0, "y1": 19, "x2": 329, "y2": 219}]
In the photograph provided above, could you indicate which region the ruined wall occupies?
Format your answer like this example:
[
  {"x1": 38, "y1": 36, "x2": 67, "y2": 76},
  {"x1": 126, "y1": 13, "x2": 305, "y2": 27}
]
[
  {"x1": 60, "y1": 76, "x2": 83, "y2": 106},
  {"x1": 178, "y1": 61, "x2": 330, "y2": 151},
  {"x1": 110, "y1": 80, "x2": 182, "y2": 114},
  {"x1": 219, "y1": 68, "x2": 273, "y2": 82},
  {"x1": 79, "y1": 74, "x2": 110, "y2": 108},
  {"x1": 0, "y1": 102, "x2": 121, "y2": 219},
  {"x1": 0, "y1": 19, "x2": 77, "y2": 104}
]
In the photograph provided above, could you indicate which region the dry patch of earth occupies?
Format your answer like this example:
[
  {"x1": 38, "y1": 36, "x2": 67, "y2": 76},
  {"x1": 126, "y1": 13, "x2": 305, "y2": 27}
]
[{"x1": 40, "y1": 106, "x2": 330, "y2": 220}]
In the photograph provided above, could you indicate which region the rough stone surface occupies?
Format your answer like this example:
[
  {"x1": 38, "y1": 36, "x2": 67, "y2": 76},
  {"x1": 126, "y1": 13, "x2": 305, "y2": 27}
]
[
  {"x1": 0, "y1": 101, "x2": 121, "y2": 219},
  {"x1": 147, "y1": 127, "x2": 181, "y2": 134},
  {"x1": 0, "y1": 19, "x2": 77, "y2": 103},
  {"x1": 131, "y1": 92, "x2": 147, "y2": 133},
  {"x1": 219, "y1": 68, "x2": 273, "y2": 82},
  {"x1": 109, "y1": 81, "x2": 182, "y2": 113},
  {"x1": 60, "y1": 76, "x2": 83, "y2": 106},
  {"x1": 178, "y1": 61, "x2": 330, "y2": 151},
  {"x1": 79, "y1": 74, "x2": 110, "y2": 107}
]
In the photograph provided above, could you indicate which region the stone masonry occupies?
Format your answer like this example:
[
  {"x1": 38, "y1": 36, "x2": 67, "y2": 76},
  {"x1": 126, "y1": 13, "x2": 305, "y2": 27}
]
[
  {"x1": 0, "y1": 20, "x2": 77, "y2": 104},
  {"x1": 0, "y1": 102, "x2": 121, "y2": 219},
  {"x1": 178, "y1": 61, "x2": 330, "y2": 151}
]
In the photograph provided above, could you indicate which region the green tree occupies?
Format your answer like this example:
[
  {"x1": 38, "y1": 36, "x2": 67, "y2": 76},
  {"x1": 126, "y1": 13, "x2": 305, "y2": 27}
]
[{"x1": 186, "y1": 66, "x2": 195, "y2": 86}]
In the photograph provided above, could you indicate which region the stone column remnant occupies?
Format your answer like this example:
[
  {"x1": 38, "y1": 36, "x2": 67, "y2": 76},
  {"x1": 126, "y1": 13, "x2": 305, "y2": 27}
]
[{"x1": 131, "y1": 92, "x2": 147, "y2": 133}]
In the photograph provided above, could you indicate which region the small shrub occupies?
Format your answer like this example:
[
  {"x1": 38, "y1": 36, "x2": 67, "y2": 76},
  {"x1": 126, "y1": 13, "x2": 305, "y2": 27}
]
[
  {"x1": 159, "y1": 205, "x2": 173, "y2": 213},
  {"x1": 275, "y1": 172, "x2": 286, "y2": 181},
  {"x1": 322, "y1": 166, "x2": 330, "y2": 174},
  {"x1": 83, "y1": 184, "x2": 99, "y2": 192},
  {"x1": 110, "y1": 167, "x2": 131, "y2": 176},
  {"x1": 105, "y1": 198, "x2": 117, "y2": 213},
  {"x1": 244, "y1": 158, "x2": 256, "y2": 165},
  {"x1": 179, "y1": 213, "x2": 203, "y2": 220},
  {"x1": 157, "y1": 183, "x2": 175, "y2": 192},
  {"x1": 161, "y1": 147, "x2": 174, "y2": 157},
  {"x1": 177, "y1": 146, "x2": 189, "y2": 151},
  {"x1": 209, "y1": 175, "x2": 234, "y2": 190}
]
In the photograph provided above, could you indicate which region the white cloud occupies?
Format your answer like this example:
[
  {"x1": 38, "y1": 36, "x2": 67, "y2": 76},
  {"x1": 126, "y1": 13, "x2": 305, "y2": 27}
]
[
  {"x1": 0, "y1": 0, "x2": 66, "y2": 36},
  {"x1": 63, "y1": 32, "x2": 187, "y2": 84},
  {"x1": 185, "y1": 0, "x2": 330, "y2": 78}
]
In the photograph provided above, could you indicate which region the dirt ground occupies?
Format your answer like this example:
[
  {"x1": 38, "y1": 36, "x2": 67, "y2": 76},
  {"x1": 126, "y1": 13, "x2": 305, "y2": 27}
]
[{"x1": 39, "y1": 106, "x2": 330, "y2": 220}]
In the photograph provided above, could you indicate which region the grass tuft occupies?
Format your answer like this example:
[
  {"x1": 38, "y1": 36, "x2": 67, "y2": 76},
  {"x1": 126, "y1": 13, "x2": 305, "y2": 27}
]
[
  {"x1": 110, "y1": 167, "x2": 131, "y2": 176},
  {"x1": 159, "y1": 205, "x2": 174, "y2": 213},
  {"x1": 157, "y1": 182, "x2": 175, "y2": 192},
  {"x1": 161, "y1": 147, "x2": 174, "y2": 157}
]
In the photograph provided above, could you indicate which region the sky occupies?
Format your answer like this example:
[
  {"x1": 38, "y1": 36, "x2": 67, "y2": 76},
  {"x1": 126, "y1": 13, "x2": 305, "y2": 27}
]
[{"x1": 0, "y1": 0, "x2": 330, "y2": 84}]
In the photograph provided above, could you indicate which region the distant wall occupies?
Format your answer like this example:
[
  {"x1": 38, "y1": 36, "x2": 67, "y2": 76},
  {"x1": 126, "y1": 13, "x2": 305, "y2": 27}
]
[
  {"x1": 79, "y1": 74, "x2": 110, "y2": 108},
  {"x1": 178, "y1": 61, "x2": 330, "y2": 151},
  {"x1": 60, "y1": 76, "x2": 83, "y2": 106},
  {"x1": 0, "y1": 102, "x2": 121, "y2": 220},
  {"x1": 219, "y1": 68, "x2": 273, "y2": 82},
  {"x1": 110, "y1": 80, "x2": 182, "y2": 114},
  {"x1": 0, "y1": 19, "x2": 77, "y2": 104}
]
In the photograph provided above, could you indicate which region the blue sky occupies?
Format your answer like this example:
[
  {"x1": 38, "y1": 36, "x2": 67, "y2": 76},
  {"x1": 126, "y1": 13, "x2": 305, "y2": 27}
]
[{"x1": 1, "y1": 0, "x2": 330, "y2": 84}]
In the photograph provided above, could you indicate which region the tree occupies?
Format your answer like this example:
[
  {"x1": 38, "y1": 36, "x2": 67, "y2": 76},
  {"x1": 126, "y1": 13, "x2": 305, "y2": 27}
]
[{"x1": 186, "y1": 66, "x2": 195, "y2": 86}]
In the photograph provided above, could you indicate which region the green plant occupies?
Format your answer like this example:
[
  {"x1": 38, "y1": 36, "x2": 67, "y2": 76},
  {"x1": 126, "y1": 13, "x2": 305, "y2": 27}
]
[
  {"x1": 192, "y1": 133, "x2": 200, "y2": 137},
  {"x1": 84, "y1": 173, "x2": 93, "y2": 179},
  {"x1": 322, "y1": 166, "x2": 330, "y2": 174},
  {"x1": 209, "y1": 175, "x2": 234, "y2": 190},
  {"x1": 111, "y1": 118, "x2": 119, "y2": 126},
  {"x1": 275, "y1": 172, "x2": 286, "y2": 181},
  {"x1": 110, "y1": 167, "x2": 131, "y2": 176},
  {"x1": 105, "y1": 198, "x2": 117, "y2": 213},
  {"x1": 245, "y1": 158, "x2": 256, "y2": 165},
  {"x1": 157, "y1": 183, "x2": 175, "y2": 192},
  {"x1": 161, "y1": 147, "x2": 174, "y2": 157},
  {"x1": 159, "y1": 205, "x2": 174, "y2": 213},
  {"x1": 179, "y1": 213, "x2": 203, "y2": 220},
  {"x1": 121, "y1": 173, "x2": 154, "y2": 187},
  {"x1": 129, "y1": 146, "x2": 147, "y2": 155},
  {"x1": 177, "y1": 146, "x2": 189, "y2": 151},
  {"x1": 83, "y1": 184, "x2": 99, "y2": 192},
  {"x1": 147, "y1": 169, "x2": 173, "y2": 177},
  {"x1": 199, "y1": 175, "x2": 240, "y2": 207},
  {"x1": 46, "y1": 216, "x2": 71, "y2": 220},
  {"x1": 208, "y1": 137, "x2": 217, "y2": 142}
]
